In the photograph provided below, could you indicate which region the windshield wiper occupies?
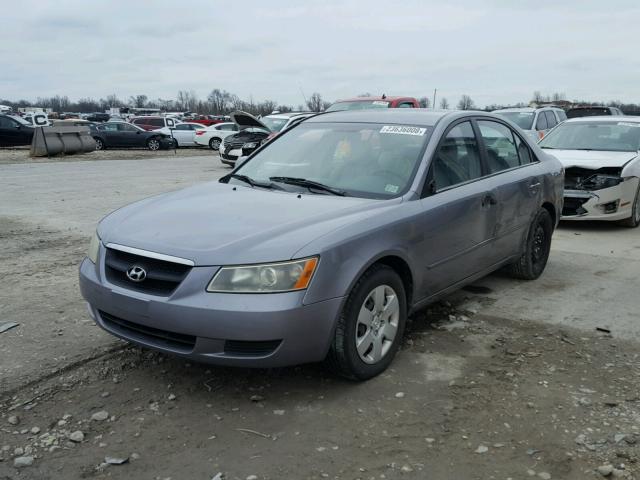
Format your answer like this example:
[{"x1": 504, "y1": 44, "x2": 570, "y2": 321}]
[
  {"x1": 224, "y1": 174, "x2": 284, "y2": 190},
  {"x1": 269, "y1": 176, "x2": 347, "y2": 196}
]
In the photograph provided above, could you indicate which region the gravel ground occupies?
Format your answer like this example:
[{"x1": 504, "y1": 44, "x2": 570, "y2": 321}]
[
  {"x1": 0, "y1": 156, "x2": 638, "y2": 479},
  {"x1": 0, "y1": 146, "x2": 215, "y2": 165}
]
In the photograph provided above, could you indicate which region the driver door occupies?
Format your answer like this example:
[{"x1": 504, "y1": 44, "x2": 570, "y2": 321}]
[{"x1": 415, "y1": 120, "x2": 500, "y2": 297}]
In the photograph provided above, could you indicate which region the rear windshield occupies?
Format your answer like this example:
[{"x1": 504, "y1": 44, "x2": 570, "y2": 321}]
[
  {"x1": 235, "y1": 122, "x2": 432, "y2": 199},
  {"x1": 539, "y1": 121, "x2": 640, "y2": 152},
  {"x1": 567, "y1": 108, "x2": 611, "y2": 118},
  {"x1": 494, "y1": 112, "x2": 535, "y2": 130},
  {"x1": 325, "y1": 101, "x2": 390, "y2": 112}
]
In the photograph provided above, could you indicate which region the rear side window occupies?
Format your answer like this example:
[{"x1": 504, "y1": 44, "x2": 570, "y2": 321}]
[
  {"x1": 556, "y1": 110, "x2": 567, "y2": 121},
  {"x1": 432, "y1": 121, "x2": 483, "y2": 190},
  {"x1": 397, "y1": 102, "x2": 415, "y2": 108},
  {"x1": 514, "y1": 135, "x2": 533, "y2": 164},
  {"x1": 149, "y1": 118, "x2": 164, "y2": 127},
  {"x1": 477, "y1": 120, "x2": 520, "y2": 173},
  {"x1": 0, "y1": 117, "x2": 17, "y2": 128},
  {"x1": 535, "y1": 113, "x2": 548, "y2": 131},
  {"x1": 544, "y1": 111, "x2": 557, "y2": 128},
  {"x1": 175, "y1": 124, "x2": 190, "y2": 130}
]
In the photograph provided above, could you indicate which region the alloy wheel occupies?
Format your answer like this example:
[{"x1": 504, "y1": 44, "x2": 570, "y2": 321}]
[
  {"x1": 355, "y1": 285, "x2": 399, "y2": 364},
  {"x1": 210, "y1": 138, "x2": 221, "y2": 150},
  {"x1": 148, "y1": 139, "x2": 160, "y2": 151}
]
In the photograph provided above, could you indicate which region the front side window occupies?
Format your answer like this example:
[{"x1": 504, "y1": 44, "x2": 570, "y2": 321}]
[
  {"x1": 100, "y1": 123, "x2": 118, "y2": 132},
  {"x1": 478, "y1": 120, "x2": 520, "y2": 173},
  {"x1": 0, "y1": 117, "x2": 18, "y2": 128},
  {"x1": 535, "y1": 113, "x2": 548, "y2": 131},
  {"x1": 175, "y1": 124, "x2": 190, "y2": 130},
  {"x1": 397, "y1": 102, "x2": 415, "y2": 108},
  {"x1": 544, "y1": 111, "x2": 557, "y2": 128},
  {"x1": 149, "y1": 118, "x2": 164, "y2": 127},
  {"x1": 539, "y1": 121, "x2": 640, "y2": 152},
  {"x1": 432, "y1": 121, "x2": 482, "y2": 190},
  {"x1": 117, "y1": 123, "x2": 137, "y2": 132},
  {"x1": 234, "y1": 122, "x2": 431, "y2": 199}
]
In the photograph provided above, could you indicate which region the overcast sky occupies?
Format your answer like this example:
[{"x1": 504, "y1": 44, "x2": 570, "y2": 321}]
[{"x1": 2, "y1": 0, "x2": 639, "y2": 108}]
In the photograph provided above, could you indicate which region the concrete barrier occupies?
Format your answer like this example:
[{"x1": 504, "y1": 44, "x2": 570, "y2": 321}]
[{"x1": 30, "y1": 126, "x2": 96, "y2": 157}]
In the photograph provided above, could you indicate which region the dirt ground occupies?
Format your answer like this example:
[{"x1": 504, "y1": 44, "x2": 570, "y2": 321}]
[
  {"x1": 0, "y1": 146, "x2": 213, "y2": 165},
  {"x1": 1, "y1": 156, "x2": 639, "y2": 479}
]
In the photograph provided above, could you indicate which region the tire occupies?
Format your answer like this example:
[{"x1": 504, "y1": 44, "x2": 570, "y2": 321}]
[
  {"x1": 209, "y1": 137, "x2": 222, "y2": 150},
  {"x1": 94, "y1": 138, "x2": 104, "y2": 150},
  {"x1": 506, "y1": 208, "x2": 553, "y2": 280},
  {"x1": 618, "y1": 183, "x2": 640, "y2": 228},
  {"x1": 147, "y1": 138, "x2": 161, "y2": 151},
  {"x1": 326, "y1": 265, "x2": 407, "y2": 381}
]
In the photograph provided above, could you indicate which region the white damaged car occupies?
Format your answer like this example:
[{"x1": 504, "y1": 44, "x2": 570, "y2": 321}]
[{"x1": 539, "y1": 116, "x2": 640, "y2": 227}]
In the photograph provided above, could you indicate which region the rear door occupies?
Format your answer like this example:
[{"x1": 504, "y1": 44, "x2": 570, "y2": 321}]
[
  {"x1": 416, "y1": 120, "x2": 500, "y2": 296},
  {"x1": 476, "y1": 119, "x2": 543, "y2": 259},
  {"x1": 117, "y1": 123, "x2": 141, "y2": 146},
  {"x1": 99, "y1": 123, "x2": 120, "y2": 146},
  {"x1": 173, "y1": 123, "x2": 194, "y2": 145}
]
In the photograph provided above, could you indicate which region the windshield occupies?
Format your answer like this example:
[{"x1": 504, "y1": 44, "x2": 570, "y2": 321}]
[
  {"x1": 233, "y1": 122, "x2": 431, "y2": 199},
  {"x1": 325, "y1": 101, "x2": 390, "y2": 112},
  {"x1": 260, "y1": 116, "x2": 288, "y2": 132},
  {"x1": 539, "y1": 121, "x2": 640, "y2": 152},
  {"x1": 494, "y1": 112, "x2": 534, "y2": 130}
]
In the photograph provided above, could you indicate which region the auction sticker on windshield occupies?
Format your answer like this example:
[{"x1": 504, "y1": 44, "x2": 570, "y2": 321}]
[{"x1": 380, "y1": 125, "x2": 427, "y2": 136}]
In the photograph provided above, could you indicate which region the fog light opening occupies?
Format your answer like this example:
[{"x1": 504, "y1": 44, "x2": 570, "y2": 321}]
[{"x1": 600, "y1": 199, "x2": 620, "y2": 214}]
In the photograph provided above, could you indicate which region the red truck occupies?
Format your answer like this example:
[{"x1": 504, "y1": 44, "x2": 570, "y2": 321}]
[{"x1": 325, "y1": 95, "x2": 421, "y2": 112}]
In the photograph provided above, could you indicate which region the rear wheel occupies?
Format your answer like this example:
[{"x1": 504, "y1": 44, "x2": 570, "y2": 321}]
[
  {"x1": 209, "y1": 137, "x2": 222, "y2": 150},
  {"x1": 326, "y1": 265, "x2": 406, "y2": 380},
  {"x1": 147, "y1": 138, "x2": 161, "y2": 151},
  {"x1": 506, "y1": 208, "x2": 553, "y2": 280},
  {"x1": 618, "y1": 183, "x2": 640, "y2": 228},
  {"x1": 94, "y1": 138, "x2": 104, "y2": 150}
]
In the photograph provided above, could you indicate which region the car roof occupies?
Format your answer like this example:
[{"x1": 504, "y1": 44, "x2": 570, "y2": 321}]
[
  {"x1": 334, "y1": 96, "x2": 413, "y2": 102},
  {"x1": 306, "y1": 109, "x2": 460, "y2": 126},
  {"x1": 265, "y1": 112, "x2": 314, "y2": 119},
  {"x1": 567, "y1": 105, "x2": 613, "y2": 110},
  {"x1": 564, "y1": 115, "x2": 639, "y2": 124},
  {"x1": 494, "y1": 107, "x2": 563, "y2": 113}
]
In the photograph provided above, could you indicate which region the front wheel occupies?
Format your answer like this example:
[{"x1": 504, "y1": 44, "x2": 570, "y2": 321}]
[
  {"x1": 94, "y1": 138, "x2": 104, "y2": 150},
  {"x1": 618, "y1": 183, "x2": 640, "y2": 228},
  {"x1": 506, "y1": 208, "x2": 553, "y2": 280},
  {"x1": 147, "y1": 138, "x2": 161, "y2": 151},
  {"x1": 209, "y1": 137, "x2": 221, "y2": 150},
  {"x1": 326, "y1": 265, "x2": 406, "y2": 381}
]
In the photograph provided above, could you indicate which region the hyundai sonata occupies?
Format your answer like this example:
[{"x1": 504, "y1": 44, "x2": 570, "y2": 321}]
[{"x1": 80, "y1": 110, "x2": 563, "y2": 380}]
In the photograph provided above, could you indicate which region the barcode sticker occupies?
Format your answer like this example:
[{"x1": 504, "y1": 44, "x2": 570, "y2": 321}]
[{"x1": 380, "y1": 125, "x2": 427, "y2": 136}]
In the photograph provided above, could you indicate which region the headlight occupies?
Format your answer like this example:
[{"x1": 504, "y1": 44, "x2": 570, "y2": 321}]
[
  {"x1": 207, "y1": 257, "x2": 318, "y2": 293},
  {"x1": 591, "y1": 175, "x2": 622, "y2": 190},
  {"x1": 87, "y1": 231, "x2": 100, "y2": 264},
  {"x1": 243, "y1": 142, "x2": 258, "y2": 149}
]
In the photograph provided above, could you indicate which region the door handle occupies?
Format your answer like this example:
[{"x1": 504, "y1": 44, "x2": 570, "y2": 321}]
[
  {"x1": 482, "y1": 193, "x2": 497, "y2": 207},
  {"x1": 529, "y1": 181, "x2": 541, "y2": 191}
]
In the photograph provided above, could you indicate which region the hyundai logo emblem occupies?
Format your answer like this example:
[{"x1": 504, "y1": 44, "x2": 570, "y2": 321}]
[{"x1": 126, "y1": 265, "x2": 147, "y2": 282}]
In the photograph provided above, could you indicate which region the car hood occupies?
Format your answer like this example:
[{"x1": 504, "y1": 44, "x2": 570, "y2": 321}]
[
  {"x1": 543, "y1": 149, "x2": 638, "y2": 169},
  {"x1": 231, "y1": 111, "x2": 270, "y2": 131},
  {"x1": 98, "y1": 181, "x2": 393, "y2": 266}
]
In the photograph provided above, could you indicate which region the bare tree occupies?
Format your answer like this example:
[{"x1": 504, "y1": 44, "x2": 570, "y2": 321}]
[
  {"x1": 532, "y1": 91, "x2": 544, "y2": 103},
  {"x1": 419, "y1": 97, "x2": 431, "y2": 108},
  {"x1": 551, "y1": 92, "x2": 565, "y2": 102},
  {"x1": 306, "y1": 92, "x2": 327, "y2": 112},
  {"x1": 439, "y1": 97, "x2": 450, "y2": 109},
  {"x1": 457, "y1": 95, "x2": 476, "y2": 110},
  {"x1": 129, "y1": 95, "x2": 148, "y2": 108},
  {"x1": 207, "y1": 89, "x2": 233, "y2": 114}
]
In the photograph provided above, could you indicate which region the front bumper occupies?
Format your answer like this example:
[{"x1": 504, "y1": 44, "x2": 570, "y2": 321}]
[
  {"x1": 562, "y1": 178, "x2": 638, "y2": 221},
  {"x1": 79, "y1": 256, "x2": 343, "y2": 367}
]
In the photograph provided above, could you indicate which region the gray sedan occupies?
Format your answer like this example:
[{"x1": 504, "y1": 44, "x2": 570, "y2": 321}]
[{"x1": 79, "y1": 110, "x2": 563, "y2": 380}]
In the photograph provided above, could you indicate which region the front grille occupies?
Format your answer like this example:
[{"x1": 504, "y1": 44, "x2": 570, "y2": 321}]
[
  {"x1": 104, "y1": 247, "x2": 191, "y2": 296},
  {"x1": 224, "y1": 339, "x2": 281, "y2": 357},
  {"x1": 563, "y1": 196, "x2": 589, "y2": 216},
  {"x1": 100, "y1": 311, "x2": 196, "y2": 352}
]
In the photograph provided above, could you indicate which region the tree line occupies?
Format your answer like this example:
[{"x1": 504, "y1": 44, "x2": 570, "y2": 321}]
[{"x1": 2, "y1": 90, "x2": 640, "y2": 115}]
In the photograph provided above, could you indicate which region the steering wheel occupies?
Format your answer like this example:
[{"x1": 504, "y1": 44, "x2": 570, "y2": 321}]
[{"x1": 370, "y1": 170, "x2": 406, "y2": 185}]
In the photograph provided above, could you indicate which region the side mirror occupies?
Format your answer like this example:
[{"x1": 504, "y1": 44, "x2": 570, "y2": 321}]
[{"x1": 236, "y1": 156, "x2": 249, "y2": 167}]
